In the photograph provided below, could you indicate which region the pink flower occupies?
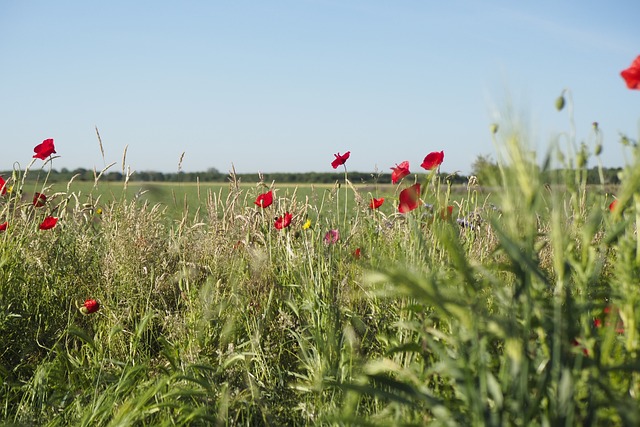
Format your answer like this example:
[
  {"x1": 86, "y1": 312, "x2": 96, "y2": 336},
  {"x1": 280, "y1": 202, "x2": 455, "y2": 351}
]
[
  {"x1": 331, "y1": 151, "x2": 350, "y2": 169},
  {"x1": 621, "y1": 55, "x2": 640, "y2": 89},
  {"x1": 39, "y1": 216, "x2": 58, "y2": 230},
  {"x1": 274, "y1": 212, "x2": 293, "y2": 229},
  {"x1": 33, "y1": 139, "x2": 57, "y2": 160},
  {"x1": 369, "y1": 197, "x2": 384, "y2": 209},
  {"x1": 323, "y1": 229, "x2": 339, "y2": 244},
  {"x1": 420, "y1": 151, "x2": 444, "y2": 170},
  {"x1": 398, "y1": 183, "x2": 421, "y2": 213},
  {"x1": 254, "y1": 190, "x2": 273, "y2": 208},
  {"x1": 390, "y1": 161, "x2": 410, "y2": 184}
]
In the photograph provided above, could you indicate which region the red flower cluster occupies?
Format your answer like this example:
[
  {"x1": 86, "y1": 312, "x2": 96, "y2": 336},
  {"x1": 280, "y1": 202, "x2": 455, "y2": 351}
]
[
  {"x1": 33, "y1": 138, "x2": 57, "y2": 160},
  {"x1": 331, "y1": 151, "x2": 350, "y2": 169},
  {"x1": 621, "y1": 55, "x2": 640, "y2": 90},
  {"x1": 275, "y1": 212, "x2": 293, "y2": 229},
  {"x1": 421, "y1": 151, "x2": 444, "y2": 170},
  {"x1": 254, "y1": 190, "x2": 273, "y2": 208},
  {"x1": 390, "y1": 161, "x2": 410, "y2": 183},
  {"x1": 369, "y1": 197, "x2": 384, "y2": 209}
]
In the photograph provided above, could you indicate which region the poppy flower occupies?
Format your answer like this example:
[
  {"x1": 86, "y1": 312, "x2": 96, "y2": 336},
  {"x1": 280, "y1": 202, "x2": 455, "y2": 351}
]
[
  {"x1": 398, "y1": 183, "x2": 421, "y2": 213},
  {"x1": 254, "y1": 190, "x2": 273, "y2": 208},
  {"x1": 369, "y1": 197, "x2": 384, "y2": 209},
  {"x1": 81, "y1": 299, "x2": 100, "y2": 315},
  {"x1": 353, "y1": 248, "x2": 361, "y2": 259},
  {"x1": 609, "y1": 199, "x2": 618, "y2": 212},
  {"x1": 621, "y1": 55, "x2": 640, "y2": 89},
  {"x1": 0, "y1": 177, "x2": 6, "y2": 196},
  {"x1": 331, "y1": 151, "x2": 350, "y2": 169},
  {"x1": 440, "y1": 205, "x2": 454, "y2": 220},
  {"x1": 274, "y1": 212, "x2": 293, "y2": 229},
  {"x1": 0, "y1": 221, "x2": 7, "y2": 232},
  {"x1": 39, "y1": 216, "x2": 58, "y2": 230},
  {"x1": 390, "y1": 161, "x2": 410, "y2": 184},
  {"x1": 421, "y1": 151, "x2": 444, "y2": 170},
  {"x1": 33, "y1": 138, "x2": 57, "y2": 160},
  {"x1": 323, "y1": 229, "x2": 339, "y2": 244},
  {"x1": 33, "y1": 192, "x2": 47, "y2": 207}
]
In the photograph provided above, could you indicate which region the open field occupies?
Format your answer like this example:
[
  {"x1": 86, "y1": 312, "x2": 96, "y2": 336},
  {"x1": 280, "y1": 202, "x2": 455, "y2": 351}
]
[{"x1": 2, "y1": 128, "x2": 639, "y2": 426}]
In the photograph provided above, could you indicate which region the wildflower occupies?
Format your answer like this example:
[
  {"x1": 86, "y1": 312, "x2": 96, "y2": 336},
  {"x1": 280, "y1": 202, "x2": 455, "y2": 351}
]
[
  {"x1": 33, "y1": 138, "x2": 56, "y2": 160},
  {"x1": 0, "y1": 221, "x2": 7, "y2": 231},
  {"x1": 609, "y1": 199, "x2": 618, "y2": 212},
  {"x1": 369, "y1": 197, "x2": 384, "y2": 209},
  {"x1": 331, "y1": 151, "x2": 350, "y2": 169},
  {"x1": 571, "y1": 338, "x2": 590, "y2": 357},
  {"x1": 420, "y1": 151, "x2": 444, "y2": 170},
  {"x1": 80, "y1": 299, "x2": 100, "y2": 315},
  {"x1": 390, "y1": 161, "x2": 410, "y2": 183},
  {"x1": 39, "y1": 216, "x2": 58, "y2": 230},
  {"x1": 254, "y1": 190, "x2": 273, "y2": 208},
  {"x1": 33, "y1": 192, "x2": 47, "y2": 207},
  {"x1": 324, "y1": 229, "x2": 339, "y2": 244},
  {"x1": 0, "y1": 177, "x2": 6, "y2": 196},
  {"x1": 440, "y1": 205, "x2": 454, "y2": 220},
  {"x1": 353, "y1": 248, "x2": 361, "y2": 259},
  {"x1": 621, "y1": 55, "x2": 640, "y2": 89},
  {"x1": 274, "y1": 212, "x2": 293, "y2": 230},
  {"x1": 398, "y1": 183, "x2": 421, "y2": 213},
  {"x1": 302, "y1": 218, "x2": 311, "y2": 229},
  {"x1": 96, "y1": 207, "x2": 103, "y2": 215}
]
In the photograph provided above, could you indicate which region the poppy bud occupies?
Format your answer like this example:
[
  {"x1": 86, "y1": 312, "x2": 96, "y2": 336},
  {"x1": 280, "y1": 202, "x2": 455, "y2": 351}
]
[
  {"x1": 490, "y1": 123, "x2": 499, "y2": 134},
  {"x1": 576, "y1": 152, "x2": 586, "y2": 168},
  {"x1": 555, "y1": 95, "x2": 565, "y2": 111},
  {"x1": 595, "y1": 144, "x2": 602, "y2": 156},
  {"x1": 80, "y1": 299, "x2": 100, "y2": 315}
]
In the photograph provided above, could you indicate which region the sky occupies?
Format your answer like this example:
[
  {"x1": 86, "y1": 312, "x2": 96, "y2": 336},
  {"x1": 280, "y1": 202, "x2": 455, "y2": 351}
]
[{"x1": 0, "y1": 0, "x2": 638, "y2": 175}]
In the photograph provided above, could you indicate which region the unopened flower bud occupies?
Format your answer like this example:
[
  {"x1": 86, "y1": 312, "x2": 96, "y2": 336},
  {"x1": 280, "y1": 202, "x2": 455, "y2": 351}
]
[
  {"x1": 490, "y1": 123, "x2": 499, "y2": 134},
  {"x1": 595, "y1": 144, "x2": 603, "y2": 156},
  {"x1": 555, "y1": 95, "x2": 565, "y2": 111}
]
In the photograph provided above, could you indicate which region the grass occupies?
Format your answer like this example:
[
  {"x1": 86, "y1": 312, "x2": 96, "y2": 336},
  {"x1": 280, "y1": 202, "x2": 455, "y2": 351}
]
[{"x1": 1, "y1": 101, "x2": 639, "y2": 426}]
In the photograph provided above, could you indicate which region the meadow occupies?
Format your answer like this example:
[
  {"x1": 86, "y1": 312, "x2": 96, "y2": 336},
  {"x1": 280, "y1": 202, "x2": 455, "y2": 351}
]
[{"x1": 1, "y1": 101, "x2": 640, "y2": 426}]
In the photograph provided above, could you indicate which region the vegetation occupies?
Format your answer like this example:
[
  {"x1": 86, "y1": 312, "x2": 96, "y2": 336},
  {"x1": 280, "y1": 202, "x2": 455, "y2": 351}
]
[{"x1": 1, "y1": 98, "x2": 639, "y2": 426}]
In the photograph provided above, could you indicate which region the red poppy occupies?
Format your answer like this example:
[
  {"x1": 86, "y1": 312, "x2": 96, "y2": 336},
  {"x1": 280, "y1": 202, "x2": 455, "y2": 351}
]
[
  {"x1": 369, "y1": 197, "x2": 384, "y2": 209},
  {"x1": 0, "y1": 221, "x2": 7, "y2": 231},
  {"x1": 274, "y1": 212, "x2": 293, "y2": 229},
  {"x1": 621, "y1": 55, "x2": 640, "y2": 89},
  {"x1": 254, "y1": 190, "x2": 273, "y2": 208},
  {"x1": 39, "y1": 216, "x2": 58, "y2": 230},
  {"x1": 0, "y1": 177, "x2": 6, "y2": 196},
  {"x1": 609, "y1": 199, "x2": 618, "y2": 212},
  {"x1": 390, "y1": 161, "x2": 410, "y2": 184},
  {"x1": 353, "y1": 248, "x2": 361, "y2": 259},
  {"x1": 33, "y1": 138, "x2": 57, "y2": 160},
  {"x1": 331, "y1": 151, "x2": 350, "y2": 169},
  {"x1": 398, "y1": 183, "x2": 421, "y2": 213},
  {"x1": 33, "y1": 192, "x2": 47, "y2": 207},
  {"x1": 440, "y1": 205, "x2": 454, "y2": 220},
  {"x1": 420, "y1": 151, "x2": 444, "y2": 170},
  {"x1": 82, "y1": 299, "x2": 100, "y2": 314}
]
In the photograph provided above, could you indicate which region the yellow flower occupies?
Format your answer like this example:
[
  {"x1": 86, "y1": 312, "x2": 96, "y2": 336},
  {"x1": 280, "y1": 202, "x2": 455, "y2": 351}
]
[
  {"x1": 96, "y1": 208, "x2": 103, "y2": 215},
  {"x1": 302, "y1": 219, "x2": 311, "y2": 230}
]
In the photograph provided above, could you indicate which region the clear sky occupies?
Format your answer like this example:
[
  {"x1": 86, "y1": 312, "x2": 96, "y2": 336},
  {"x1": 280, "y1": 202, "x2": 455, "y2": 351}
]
[{"x1": 0, "y1": 1, "x2": 638, "y2": 175}]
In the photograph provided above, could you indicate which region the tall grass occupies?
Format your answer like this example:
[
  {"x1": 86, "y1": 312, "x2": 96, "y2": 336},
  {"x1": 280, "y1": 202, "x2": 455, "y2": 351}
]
[{"x1": 0, "y1": 99, "x2": 638, "y2": 426}]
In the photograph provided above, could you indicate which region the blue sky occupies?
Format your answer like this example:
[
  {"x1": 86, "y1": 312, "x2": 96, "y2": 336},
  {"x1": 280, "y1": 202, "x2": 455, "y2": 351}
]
[{"x1": 0, "y1": 1, "x2": 638, "y2": 175}]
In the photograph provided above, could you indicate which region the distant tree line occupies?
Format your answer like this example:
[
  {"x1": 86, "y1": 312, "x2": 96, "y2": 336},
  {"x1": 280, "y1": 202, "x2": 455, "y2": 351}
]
[{"x1": 2, "y1": 167, "x2": 471, "y2": 185}]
